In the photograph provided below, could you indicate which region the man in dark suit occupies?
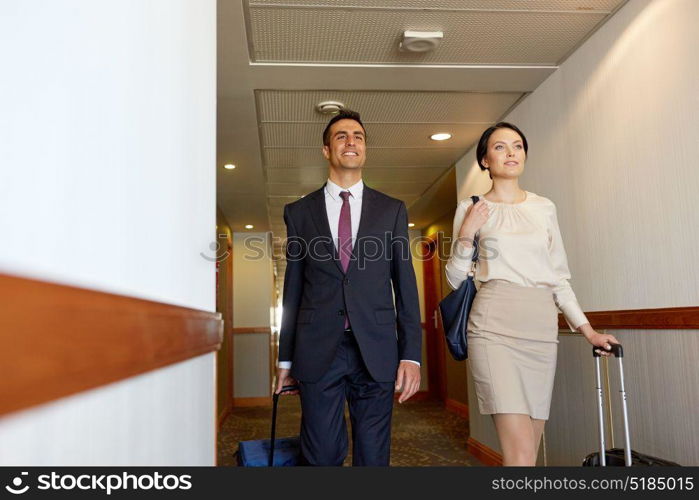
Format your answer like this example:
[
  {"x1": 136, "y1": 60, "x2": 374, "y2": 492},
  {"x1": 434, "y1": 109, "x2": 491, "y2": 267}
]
[{"x1": 274, "y1": 109, "x2": 422, "y2": 466}]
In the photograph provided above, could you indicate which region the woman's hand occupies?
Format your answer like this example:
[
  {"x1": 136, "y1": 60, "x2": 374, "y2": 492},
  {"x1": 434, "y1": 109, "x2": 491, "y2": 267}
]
[
  {"x1": 578, "y1": 324, "x2": 619, "y2": 357},
  {"x1": 458, "y1": 200, "x2": 490, "y2": 246}
]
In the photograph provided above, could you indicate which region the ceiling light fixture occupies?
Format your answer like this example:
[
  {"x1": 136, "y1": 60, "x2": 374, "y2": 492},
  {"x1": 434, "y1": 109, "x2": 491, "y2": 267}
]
[
  {"x1": 400, "y1": 31, "x2": 443, "y2": 53},
  {"x1": 315, "y1": 101, "x2": 345, "y2": 115},
  {"x1": 224, "y1": 164, "x2": 236, "y2": 170},
  {"x1": 245, "y1": 224, "x2": 254, "y2": 229},
  {"x1": 430, "y1": 133, "x2": 452, "y2": 141}
]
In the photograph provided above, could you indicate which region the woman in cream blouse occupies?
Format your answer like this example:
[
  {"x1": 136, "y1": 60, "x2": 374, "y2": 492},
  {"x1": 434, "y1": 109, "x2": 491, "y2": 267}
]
[{"x1": 445, "y1": 122, "x2": 618, "y2": 466}]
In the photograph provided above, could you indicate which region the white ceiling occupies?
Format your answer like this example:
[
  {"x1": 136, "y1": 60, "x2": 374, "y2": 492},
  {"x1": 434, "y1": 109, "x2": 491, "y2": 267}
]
[
  {"x1": 247, "y1": 0, "x2": 616, "y2": 65},
  {"x1": 257, "y1": 89, "x2": 523, "y2": 223},
  {"x1": 217, "y1": 0, "x2": 628, "y2": 279}
]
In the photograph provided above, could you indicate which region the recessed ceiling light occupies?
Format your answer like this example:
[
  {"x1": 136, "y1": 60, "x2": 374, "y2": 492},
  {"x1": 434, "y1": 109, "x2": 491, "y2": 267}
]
[
  {"x1": 400, "y1": 31, "x2": 443, "y2": 53},
  {"x1": 224, "y1": 164, "x2": 236, "y2": 170},
  {"x1": 245, "y1": 224, "x2": 254, "y2": 229},
  {"x1": 430, "y1": 133, "x2": 452, "y2": 141},
  {"x1": 408, "y1": 223, "x2": 415, "y2": 228}
]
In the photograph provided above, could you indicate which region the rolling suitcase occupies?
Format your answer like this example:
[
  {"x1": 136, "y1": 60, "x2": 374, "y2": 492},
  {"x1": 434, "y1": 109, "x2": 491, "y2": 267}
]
[
  {"x1": 236, "y1": 385, "x2": 301, "y2": 467},
  {"x1": 582, "y1": 344, "x2": 679, "y2": 466}
]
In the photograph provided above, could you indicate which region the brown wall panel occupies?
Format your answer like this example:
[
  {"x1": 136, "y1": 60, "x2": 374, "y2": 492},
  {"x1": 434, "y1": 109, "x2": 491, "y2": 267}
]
[{"x1": 0, "y1": 273, "x2": 223, "y2": 417}]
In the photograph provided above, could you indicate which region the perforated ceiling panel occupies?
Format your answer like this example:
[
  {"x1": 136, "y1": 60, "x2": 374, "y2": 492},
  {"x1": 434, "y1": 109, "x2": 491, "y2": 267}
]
[
  {"x1": 266, "y1": 166, "x2": 448, "y2": 184},
  {"x1": 250, "y1": 1, "x2": 623, "y2": 11},
  {"x1": 256, "y1": 89, "x2": 522, "y2": 181},
  {"x1": 262, "y1": 122, "x2": 485, "y2": 149},
  {"x1": 247, "y1": 6, "x2": 611, "y2": 64},
  {"x1": 264, "y1": 147, "x2": 468, "y2": 168},
  {"x1": 257, "y1": 90, "x2": 522, "y2": 123},
  {"x1": 268, "y1": 196, "x2": 301, "y2": 208}
]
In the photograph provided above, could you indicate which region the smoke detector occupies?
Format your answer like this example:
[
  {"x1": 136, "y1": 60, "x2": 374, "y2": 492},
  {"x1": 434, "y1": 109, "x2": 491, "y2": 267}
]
[
  {"x1": 400, "y1": 31, "x2": 443, "y2": 53},
  {"x1": 315, "y1": 101, "x2": 345, "y2": 115}
]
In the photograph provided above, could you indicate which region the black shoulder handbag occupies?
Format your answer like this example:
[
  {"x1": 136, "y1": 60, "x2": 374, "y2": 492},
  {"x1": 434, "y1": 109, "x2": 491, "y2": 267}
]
[{"x1": 438, "y1": 195, "x2": 480, "y2": 361}]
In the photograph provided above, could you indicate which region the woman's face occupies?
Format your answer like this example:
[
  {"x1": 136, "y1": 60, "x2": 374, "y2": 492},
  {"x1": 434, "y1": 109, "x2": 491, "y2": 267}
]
[{"x1": 481, "y1": 127, "x2": 526, "y2": 179}]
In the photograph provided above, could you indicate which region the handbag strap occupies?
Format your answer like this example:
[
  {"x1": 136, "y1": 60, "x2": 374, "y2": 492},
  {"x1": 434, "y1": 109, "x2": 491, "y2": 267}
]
[{"x1": 469, "y1": 195, "x2": 480, "y2": 276}]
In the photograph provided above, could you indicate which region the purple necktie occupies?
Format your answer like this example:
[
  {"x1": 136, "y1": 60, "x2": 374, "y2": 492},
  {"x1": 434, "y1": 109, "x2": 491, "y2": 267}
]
[
  {"x1": 338, "y1": 191, "x2": 352, "y2": 272},
  {"x1": 338, "y1": 191, "x2": 352, "y2": 328}
]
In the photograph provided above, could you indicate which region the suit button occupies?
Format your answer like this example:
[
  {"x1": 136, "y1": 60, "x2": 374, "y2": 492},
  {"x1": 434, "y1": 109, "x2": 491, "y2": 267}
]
[
  {"x1": 344, "y1": 278, "x2": 350, "y2": 285},
  {"x1": 338, "y1": 309, "x2": 345, "y2": 316}
]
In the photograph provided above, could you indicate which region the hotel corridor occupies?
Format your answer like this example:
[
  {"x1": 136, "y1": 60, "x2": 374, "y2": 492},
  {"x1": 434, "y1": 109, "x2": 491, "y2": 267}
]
[{"x1": 218, "y1": 398, "x2": 484, "y2": 467}]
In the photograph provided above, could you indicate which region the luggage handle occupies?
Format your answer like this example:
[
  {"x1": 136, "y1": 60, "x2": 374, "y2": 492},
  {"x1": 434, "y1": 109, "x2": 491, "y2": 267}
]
[
  {"x1": 592, "y1": 343, "x2": 632, "y2": 466},
  {"x1": 592, "y1": 343, "x2": 623, "y2": 357},
  {"x1": 269, "y1": 385, "x2": 299, "y2": 466}
]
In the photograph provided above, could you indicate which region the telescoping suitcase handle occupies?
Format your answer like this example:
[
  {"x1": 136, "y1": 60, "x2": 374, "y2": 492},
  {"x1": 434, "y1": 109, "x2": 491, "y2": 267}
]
[
  {"x1": 269, "y1": 385, "x2": 299, "y2": 467},
  {"x1": 593, "y1": 343, "x2": 632, "y2": 466}
]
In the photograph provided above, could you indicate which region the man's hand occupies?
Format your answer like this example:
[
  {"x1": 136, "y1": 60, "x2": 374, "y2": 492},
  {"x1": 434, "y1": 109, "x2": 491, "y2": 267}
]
[
  {"x1": 395, "y1": 361, "x2": 421, "y2": 403},
  {"x1": 275, "y1": 367, "x2": 299, "y2": 395}
]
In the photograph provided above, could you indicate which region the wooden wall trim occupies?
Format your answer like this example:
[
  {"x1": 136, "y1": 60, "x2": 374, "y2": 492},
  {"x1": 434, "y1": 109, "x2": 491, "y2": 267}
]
[
  {"x1": 0, "y1": 273, "x2": 223, "y2": 417},
  {"x1": 232, "y1": 327, "x2": 272, "y2": 334},
  {"x1": 218, "y1": 401, "x2": 234, "y2": 431},
  {"x1": 558, "y1": 306, "x2": 699, "y2": 330},
  {"x1": 392, "y1": 390, "x2": 431, "y2": 403},
  {"x1": 445, "y1": 398, "x2": 469, "y2": 419},
  {"x1": 230, "y1": 313, "x2": 699, "y2": 335},
  {"x1": 467, "y1": 437, "x2": 503, "y2": 467},
  {"x1": 232, "y1": 397, "x2": 272, "y2": 408}
]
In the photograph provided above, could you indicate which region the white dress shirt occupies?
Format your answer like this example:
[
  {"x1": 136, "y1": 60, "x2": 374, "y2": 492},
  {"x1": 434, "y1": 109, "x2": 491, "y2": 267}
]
[
  {"x1": 279, "y1": 179, "x2": 420, "y2": 369},
  {"x1": 325, "y1": 178, "x2": 363, "y2": 251}
]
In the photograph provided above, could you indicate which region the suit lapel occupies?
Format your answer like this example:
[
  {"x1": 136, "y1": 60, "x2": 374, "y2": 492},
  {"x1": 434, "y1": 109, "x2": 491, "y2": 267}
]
[{"x1": 307, "y1": 185, "x2": 345, "y2": 275}]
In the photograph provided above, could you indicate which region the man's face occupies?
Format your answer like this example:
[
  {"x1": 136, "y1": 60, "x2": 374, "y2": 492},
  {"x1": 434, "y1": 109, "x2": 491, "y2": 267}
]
[{"x1": 322, "y1": 119, "x2": 366, "y2": 171}]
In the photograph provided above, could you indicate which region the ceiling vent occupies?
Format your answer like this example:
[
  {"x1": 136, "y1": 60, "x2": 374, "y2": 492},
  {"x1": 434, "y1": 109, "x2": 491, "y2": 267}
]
[
  {"x1": 315, "y1": 101, "x2": 345, "y2": 115},
  {"x1": 399, "y1": 31, "x2": 444, "y2": 53}
]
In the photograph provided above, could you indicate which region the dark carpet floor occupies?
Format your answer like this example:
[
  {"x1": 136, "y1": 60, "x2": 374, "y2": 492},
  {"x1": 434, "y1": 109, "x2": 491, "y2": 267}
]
[{"x1": 218, "y1": 397, "x2": 484, "y2": 466}]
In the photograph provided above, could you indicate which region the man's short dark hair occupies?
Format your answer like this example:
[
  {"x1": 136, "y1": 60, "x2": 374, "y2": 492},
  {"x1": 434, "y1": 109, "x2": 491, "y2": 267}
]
[
  {"x1": 322, "y1": 109, "x2": 366, "y2": 146},
  {"x1": 476, "y1": 122, "x2": 529, "y2": 170}
]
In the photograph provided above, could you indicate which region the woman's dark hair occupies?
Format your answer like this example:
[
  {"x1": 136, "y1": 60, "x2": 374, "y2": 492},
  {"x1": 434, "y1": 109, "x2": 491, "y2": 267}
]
[
  {"x1": 476, "y1": 122, "x2": 528, "y2": 171},
  {"x1": 322, "y1": 109, "x2": 366, "y2": 146}
]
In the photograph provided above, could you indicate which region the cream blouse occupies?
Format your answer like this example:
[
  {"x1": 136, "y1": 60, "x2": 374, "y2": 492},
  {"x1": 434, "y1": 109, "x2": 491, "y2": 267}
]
[{"x1": 445, "y1": 191, "x2": 588, "y2": 332}]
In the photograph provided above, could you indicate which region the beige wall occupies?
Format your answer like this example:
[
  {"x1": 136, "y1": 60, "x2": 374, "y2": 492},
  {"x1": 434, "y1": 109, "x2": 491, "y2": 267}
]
[
  {"x1": 233, "y1": 233, "x2": 274, "y2": 329},
  {"x1": 410, "y1": 228, "x2": 429, "y2": 392},
  {"x1": 232, "y1": 232, "x2": 275, "y2": 399},
  {"x1": 410, "y1": 228, "x2": 426, "y2": 324},
  {"x1": 456, "y1": 0, "x2": 699, "y2": 464},
  {"x1": 233, "y1": 334, "x2": 274, "y2": 399}
]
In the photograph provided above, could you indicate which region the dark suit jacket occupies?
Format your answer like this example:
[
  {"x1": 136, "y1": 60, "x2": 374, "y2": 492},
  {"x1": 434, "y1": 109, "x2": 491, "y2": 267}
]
[{"x1": 278, "y1": 184, "x2": 422, "y2": 383}]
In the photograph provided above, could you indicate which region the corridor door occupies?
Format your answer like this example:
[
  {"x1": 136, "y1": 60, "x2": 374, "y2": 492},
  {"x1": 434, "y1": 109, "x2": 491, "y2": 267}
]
[{"x1": 422, "y1": 236, "x2": 447, "y2": 401}]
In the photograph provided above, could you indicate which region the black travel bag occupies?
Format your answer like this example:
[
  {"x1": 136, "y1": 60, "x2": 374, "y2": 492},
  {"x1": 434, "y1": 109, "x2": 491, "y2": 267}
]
[{"x1": 236, "y1": 385, "x2": 301, "y2": 466}]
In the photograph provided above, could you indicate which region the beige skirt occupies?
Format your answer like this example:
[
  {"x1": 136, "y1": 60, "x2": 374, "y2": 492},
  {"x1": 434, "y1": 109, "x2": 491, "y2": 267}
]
[{"x1": 467, "y1": 280, "x2": 559, "y2": 420}]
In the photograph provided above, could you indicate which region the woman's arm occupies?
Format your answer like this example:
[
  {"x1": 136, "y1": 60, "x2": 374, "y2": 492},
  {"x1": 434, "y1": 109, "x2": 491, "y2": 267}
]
[
  {"x1": 445, "y1": 200, "x2": 474, "y2": 290},
  {"x1": 445, "y1": 198, "x2": 490, "y2": 289},
  {"x1": 547, "y1": 203, "x2": 589, "y2": 331},
  {"x1": 547, "y1": 202, "x2": 618, "y2": 355}
]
